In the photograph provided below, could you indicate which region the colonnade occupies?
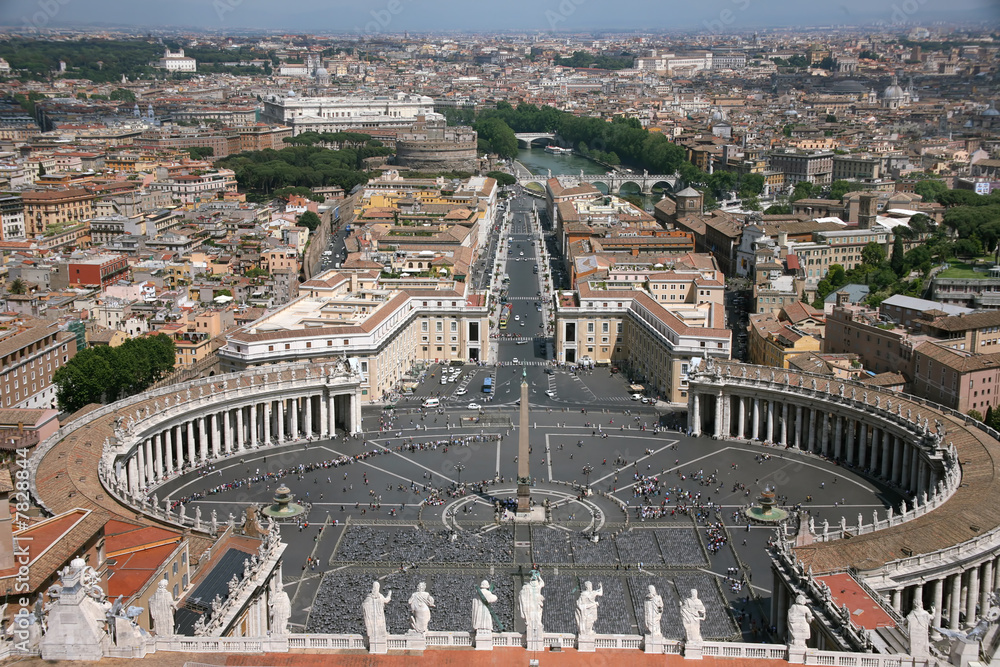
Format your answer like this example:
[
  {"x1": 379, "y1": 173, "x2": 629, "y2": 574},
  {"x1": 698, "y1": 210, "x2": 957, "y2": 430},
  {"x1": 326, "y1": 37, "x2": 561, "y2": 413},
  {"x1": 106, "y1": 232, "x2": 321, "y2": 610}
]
[
  {"x1": 693, "y1": 392, "x2": 939, "y2": 497},
  {"x1": 117, "y1": 390, "x2": 357, "y2": 496},
  {"x1": 892, "y1": 556, "x2": 1000, "y2": 630}
]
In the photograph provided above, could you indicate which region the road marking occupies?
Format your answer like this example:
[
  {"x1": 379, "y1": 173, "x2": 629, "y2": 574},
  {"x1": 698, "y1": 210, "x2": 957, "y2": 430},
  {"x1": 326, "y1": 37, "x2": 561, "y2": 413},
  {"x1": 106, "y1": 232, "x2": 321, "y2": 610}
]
[
  {"x1": 318, "y1": 445, "x2": 455, "y2": 486},
  {"x1": 545, "y1": 440, "x2": 553, "y2": 481}
]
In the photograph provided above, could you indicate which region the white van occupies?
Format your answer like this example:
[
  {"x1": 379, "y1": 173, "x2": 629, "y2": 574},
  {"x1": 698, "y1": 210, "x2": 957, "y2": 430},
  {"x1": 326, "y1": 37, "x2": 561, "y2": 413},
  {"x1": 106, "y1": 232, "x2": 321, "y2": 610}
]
[{"x1": 422, "y1": 398, "x2": 440, "y2": 408}]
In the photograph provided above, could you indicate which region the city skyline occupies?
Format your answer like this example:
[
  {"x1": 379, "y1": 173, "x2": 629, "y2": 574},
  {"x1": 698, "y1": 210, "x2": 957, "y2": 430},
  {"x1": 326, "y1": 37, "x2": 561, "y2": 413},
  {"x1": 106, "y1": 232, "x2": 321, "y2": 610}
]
[{"x1": 0, "y1": 0, "x2": 998, "y2": 34}]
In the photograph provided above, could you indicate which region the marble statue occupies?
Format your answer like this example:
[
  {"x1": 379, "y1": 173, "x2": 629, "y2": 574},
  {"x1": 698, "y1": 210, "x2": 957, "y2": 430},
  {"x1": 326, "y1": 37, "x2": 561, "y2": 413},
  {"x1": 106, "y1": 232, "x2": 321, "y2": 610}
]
[
  {"x1": 362, "y1": 581, "x2": 391, "y2": 645},
  {"x1": 228, "y1": 575, "x2": 239, "y2": 596},
  {"x1": 644, "y1": 585, "x2": 664, "y2": 637},
  {"x1": 874, "y1": 510, "x2": 879, "y2": 526},
  {"x1": 809, "y1": 517, "x2": 815, "y2": 533},
  {"x1": 408, "y1": 582, "x2": 434, "y2": 634},
  {"x1": 228, "y1": 513, "x2": 235, "y2": 529},
  {"x1": 179, "y1": 504, "x2": 187, "y2": 521},
  {"x1": 875, "y1": 396, "x2": 881, "y2": 408},
  {"x1": 576, "y1": 581, "x2": 602, "y2": 637},
  {"x1": 519, "y1": 570, "x2": 544, "y2": 635},
  {"x1": 838, "y1": 384, "x2": 845, "y2": 397},
  {"x1": 680, "y1": 588, "x2": 707, "y2": 644},
  {"x1": 211, "y1": 509, "x2": 218, "y2": 534},
  {"x1": 269, "y1": 578, "x2": 291, "y2": 636},
  {"x1": 907, "y1": 597, "x2": 932, "y2": 660},
  {"x1": 149, "y1": 579, "x2": 175, "y2": 636},
  {"x1": 194, "y1": 506, "x2": 202, "y2": 530},
  {"x1": 472, "y1": 580, "x2": 498, "y2": 633},
  {"x1": 787, "y1": 594, "x2": 814, "y2": 647},
  {"x1": 858, "y1": 514, "x2": 864, "y2": 530},
  {"x1": 822, "y1": 519, "x2": 829, "y2": 538}
]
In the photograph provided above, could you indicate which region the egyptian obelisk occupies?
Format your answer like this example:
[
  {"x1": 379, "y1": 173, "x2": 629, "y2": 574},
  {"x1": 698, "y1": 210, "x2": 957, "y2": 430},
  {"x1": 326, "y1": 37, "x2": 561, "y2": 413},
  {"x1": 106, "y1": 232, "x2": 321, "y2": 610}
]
[{"x1": 517, "y1": 367, "x2": 531, "y2": 513}]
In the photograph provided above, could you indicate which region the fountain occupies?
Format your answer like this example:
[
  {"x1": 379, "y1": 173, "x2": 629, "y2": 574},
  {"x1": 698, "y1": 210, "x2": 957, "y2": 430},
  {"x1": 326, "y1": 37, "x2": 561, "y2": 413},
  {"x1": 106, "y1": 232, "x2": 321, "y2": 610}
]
[
  {"x1": 262, "y1": 483, "x2": 306, "y2": 519},
  {"x1": 745, "y1": 487, "x2": 788, "y2": 523}
]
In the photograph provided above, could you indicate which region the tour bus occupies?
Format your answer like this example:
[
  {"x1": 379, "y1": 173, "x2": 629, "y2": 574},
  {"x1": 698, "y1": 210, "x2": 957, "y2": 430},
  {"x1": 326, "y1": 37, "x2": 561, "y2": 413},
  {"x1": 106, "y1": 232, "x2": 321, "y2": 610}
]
[{"x1": 482, "y1": 377, "x2": 494, "y2": 394}]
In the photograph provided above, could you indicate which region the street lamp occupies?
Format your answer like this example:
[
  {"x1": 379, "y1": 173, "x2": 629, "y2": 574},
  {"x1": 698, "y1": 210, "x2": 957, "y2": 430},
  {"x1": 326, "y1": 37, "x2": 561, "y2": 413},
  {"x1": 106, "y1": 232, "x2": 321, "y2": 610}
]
[
  {"x1": 582, "y1": 464, "x2": 594, "y2": 490},
  {"x1": 455, "y1": 462, "x2": 466, "y2": 486}
]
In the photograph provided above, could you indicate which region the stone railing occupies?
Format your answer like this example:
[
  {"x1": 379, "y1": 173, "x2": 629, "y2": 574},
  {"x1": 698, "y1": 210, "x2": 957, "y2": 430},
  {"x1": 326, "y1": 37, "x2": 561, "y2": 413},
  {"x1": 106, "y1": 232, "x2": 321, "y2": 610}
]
[
  {"x1": 799, "y1": 649, "x2": 930, "y2": 667},
  {"x1": 807, "y1": 468, "x2": 959, "y2": 544},
  {"x1": 285, "y1": 634, "x2": 366, "y2": 650},
  {"x1": 154, "y1": 636, "x2": 292, "y2": 653}
]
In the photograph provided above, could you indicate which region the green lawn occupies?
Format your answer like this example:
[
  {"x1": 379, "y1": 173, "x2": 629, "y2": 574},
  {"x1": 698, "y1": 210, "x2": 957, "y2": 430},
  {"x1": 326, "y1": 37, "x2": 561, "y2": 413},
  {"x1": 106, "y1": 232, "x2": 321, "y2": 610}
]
[{"x1": 938, "y1": 258, "x2": 995, "y2": 279}]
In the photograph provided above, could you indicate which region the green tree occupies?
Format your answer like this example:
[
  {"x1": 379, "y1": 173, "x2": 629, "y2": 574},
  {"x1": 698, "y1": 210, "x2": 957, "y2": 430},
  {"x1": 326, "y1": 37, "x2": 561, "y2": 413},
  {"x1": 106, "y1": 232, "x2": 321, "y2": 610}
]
[
  {"x1": 862, "y1": 242, "x2": 886, "y2": 267},
  {"x1": 298, "y1": 210, "x2": 322, "y2": 232},
  {"x1": 7, "y1": 278, "x2": 26, "y2": 295},
  {"x1": 764, "y1": 203, "x2": 791, "y2": 214},
  {"x1": 474, "y1": 117, "x2": 518, "y2": 159},
  {"x1": 742, "y1": 195, "x2": 762, "y2": 211},
  {"x1": 109, "y1": 88, "x2": 136, "y2": 102},
  {"x1": 968, "y1": 409, "x2": 984, "y2": 422},
  {"x1": 185, "y1": 146, "x2": 214, "y2": 160},
  {"x1": 891, "y1": 234, "x2": 906, "y2": 276},
  {"x1": 54, "y1": 334, "x2": 174, "y2": 412},
  {"x1": 486, "y1": 171, "x2": 516, "y2": 187},
  {"x1": 790, "y1": 181, "x2": 813, "y2": 202},
  {"x1": 829, "y1": 180, "x2": 862, "y2": 200},
  {"x1": 913, "y1": 179, "x2": 948, "y2": 202},
  {"x1": 825, "y1": 114, "x2": 837, "y2": 123},
  {"x1": 738, "y1": 173, "x2": 765, "y2": 197}
]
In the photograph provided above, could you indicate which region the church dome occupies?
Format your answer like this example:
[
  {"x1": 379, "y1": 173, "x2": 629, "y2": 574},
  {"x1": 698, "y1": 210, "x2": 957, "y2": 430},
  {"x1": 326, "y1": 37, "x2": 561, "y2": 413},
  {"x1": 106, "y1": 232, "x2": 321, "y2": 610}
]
[
  {"x1": 982, "y1": 101, "x2": 999, "y2": 117},
  {"x1": 883, "y1": 77, "x2": 905, "y2": 100}
]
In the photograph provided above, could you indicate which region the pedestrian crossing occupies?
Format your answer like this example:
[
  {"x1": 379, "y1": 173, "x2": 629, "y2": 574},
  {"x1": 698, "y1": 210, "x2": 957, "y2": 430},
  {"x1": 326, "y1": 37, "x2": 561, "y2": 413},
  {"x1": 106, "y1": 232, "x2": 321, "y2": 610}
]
[
  {"x1": 506, "y1": 297, "x2": 543, "y2": 301},
  {"x1": 497, "y1": 360, "x2": 550, "y2": 366}
]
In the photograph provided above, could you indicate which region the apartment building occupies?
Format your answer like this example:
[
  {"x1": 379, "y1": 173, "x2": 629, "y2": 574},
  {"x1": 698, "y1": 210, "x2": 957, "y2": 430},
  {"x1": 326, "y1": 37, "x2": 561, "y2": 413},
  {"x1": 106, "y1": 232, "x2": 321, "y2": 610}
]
[
  {"x1": 0, "y1": 195, "x2": 24, "y2": 240},
  {"x1": 556, "y1": 279, "x2": 731, "y2": 403},
  {"x1": 768, "y1": 150, "x2": 834, "y2": 186},
  {"x1": 824, "y1": 305, "x2": 917, "y2": 377},
  {"x1": 0, "y1": 317, "x2": 77, "y2": 409},
  {"x1": 22, "y1": 188, "x2": 96, "y2": 237},
  {"x1": 911, "y1": 342, "x2": 1000, "y2": 415},
  {"x1": 747, "y1": 312, "x2": 822, "y2": 369}
]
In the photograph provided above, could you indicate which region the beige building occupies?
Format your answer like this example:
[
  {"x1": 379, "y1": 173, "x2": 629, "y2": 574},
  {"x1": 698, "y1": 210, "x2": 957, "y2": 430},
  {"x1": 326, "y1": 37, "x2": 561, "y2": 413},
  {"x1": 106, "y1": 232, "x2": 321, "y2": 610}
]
[
  {"x1": 22, "y1": 188, "x2": 96, "y2": 237},
  {"x1": 218, "y1": 270, "x2": 490, "y2": 402},
  {"x1": 556, "y1": 276, "x2": 730, "y2": 403},
  {"x1": 0, "y1": 317, "x2": 77, "y2": 409}
]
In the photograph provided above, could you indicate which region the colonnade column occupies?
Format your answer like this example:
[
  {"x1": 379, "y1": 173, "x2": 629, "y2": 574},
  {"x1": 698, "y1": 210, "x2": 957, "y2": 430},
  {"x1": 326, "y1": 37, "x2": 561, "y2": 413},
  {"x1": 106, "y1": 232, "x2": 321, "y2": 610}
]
[
  {"x1": 780, "y1": 402, "x2": 788, "y2": 445},
  {"x1": 128, "y1": 457, "x2": 139, "y2": 496},
  {"x1": 264, "y1": 401, "x2": 272, "y2": 445},
  {"x1": 174, "y1": 426, "x2": 183, "y2": 472},
  {"x1": 737, "y1": 397, "x2": 746, "y2": 440},
  {"x1": 320, "y1": 394, "x2": 329, "y2": 438},
  {"x1": 968, "y1": 565, "x2": 980, "y2": 623},
  {"x1": 766, "y1": 400, "x2": 774, "y2": 442},
  {"x1": 187, "y1": 421, "x2": 196, "y2": 465},
  {"x1": 795, "y1": 405, "x2": 803, "y2": 448},
  {"x1": 833, "y1": 416, "x2": 843, "y2": 459},
  {"x1": 892, "y1": 438, "x2": 903, "y2": 484},
  {"x1": 199, "y1": 416, "x2": 208, "y2": 462},
  {"x1": 820, "y1": 412, "x2": 830, "y2": 455},
  {"x1": 163, "y1": 430, "x2": 173, "y2": 476},
  {"x1": 752, "y1": 398, "x2": 760, "y2": 440},
  {"x1": 223, "y1": 409, "x2": 232, "y2": 454},
  {"x1": 950, "y1": 573, "x2": 962, "y2": 630},
  {"x1": 153, "y1": 434, "x2": 163, "y2": 481},
  {"x1": 932, "y1": 578, "x2": 944, "y2": 628},
  {"x1": 250, "y1": 404, "x2": 258, "y2": 447},
  {"x1": 713, "y1": 393, "x2": 724, "y2": 439},
  {"x1": 290, "y1": 398, "x2": 299, "y2": 442},
  {"x1": 982, "y1": 561, "x2": 994, "y2": 619},
  {"x1": 277, "y1": 400, "x2": 285, "y2": 443},
  {"x1": 236, "y1": 407, "x2": 245, "y2": 451},
  {"x1": 305, "y1": 396, "x2": 313, "y2": 439}
]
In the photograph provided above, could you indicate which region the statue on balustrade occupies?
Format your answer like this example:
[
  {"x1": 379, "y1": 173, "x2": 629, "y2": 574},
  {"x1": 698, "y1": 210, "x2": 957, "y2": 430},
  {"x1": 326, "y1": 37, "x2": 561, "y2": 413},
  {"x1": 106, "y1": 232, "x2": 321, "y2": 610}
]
[
  {"x1": 907, "y1": 597, "x2": 932, "y2": 660},
  {"x1": 149, "y1": 579, "x2": 176, "y2": 636},
  {"x1": 519, "y1": 569, "x2": 544, "y2": 636},
  {"x1": 680, "y1": 588, "x2": 706, "y2": 644},
  {"x1": 269, "y1": 578, "x2": 291, "y2": 636},
  {"x1": 786, "y1": 594, "x2": 814, "y2": 647},
  {"x1": 408, "y1": 582, "x2": 434, "y2": 634},
  {"x1": 472, "y1": 580, "x2": 498, "y2": 633},
  {"x1": 576, "y1": 581, "x2": 602, "y2": 637},
  {"x1": 644, "y1": 585, "x2": 664, "y2": 638},
  {"x1": 362, "y1": 581, "x2": 391, "y2": 643}
]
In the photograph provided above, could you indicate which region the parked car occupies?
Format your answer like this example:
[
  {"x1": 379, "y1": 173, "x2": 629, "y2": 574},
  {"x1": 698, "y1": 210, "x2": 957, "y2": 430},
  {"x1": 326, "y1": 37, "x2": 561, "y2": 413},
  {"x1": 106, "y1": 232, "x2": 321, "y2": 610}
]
[{"x1": 630, "y1": 393, "x2": 643, "y2": 401}]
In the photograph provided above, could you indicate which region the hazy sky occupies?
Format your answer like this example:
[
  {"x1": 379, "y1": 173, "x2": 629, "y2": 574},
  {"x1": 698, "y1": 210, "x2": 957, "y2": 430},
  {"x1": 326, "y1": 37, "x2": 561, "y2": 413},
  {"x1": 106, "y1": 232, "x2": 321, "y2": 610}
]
[{"x1": 1, "y1": 0, "x2": 997, "y2": 34}]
